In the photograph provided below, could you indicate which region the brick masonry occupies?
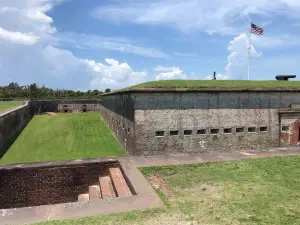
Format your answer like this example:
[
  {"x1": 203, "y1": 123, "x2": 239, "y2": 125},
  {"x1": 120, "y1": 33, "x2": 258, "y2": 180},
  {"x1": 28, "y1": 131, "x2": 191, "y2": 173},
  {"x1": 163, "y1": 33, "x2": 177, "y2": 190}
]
[
  {"x1": 0, "y1": 161, "x2": 120, "y2": 209},
  {"x1": 0, "y1": 102, "x2": 33, "y2": 158}
]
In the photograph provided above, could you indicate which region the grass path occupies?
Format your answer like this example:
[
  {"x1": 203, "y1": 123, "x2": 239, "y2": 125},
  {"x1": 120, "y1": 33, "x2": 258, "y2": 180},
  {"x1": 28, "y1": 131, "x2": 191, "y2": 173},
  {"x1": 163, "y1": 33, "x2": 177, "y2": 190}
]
[
  {"x1": 0, "y1": 101, "x2": 23, "y2": 112},
  {"x1": 0, "y1": 112, "x2": 126, "y2": 164},
  {"x1": 37, "y1": 156, "x2": 300, "y2": 225}
]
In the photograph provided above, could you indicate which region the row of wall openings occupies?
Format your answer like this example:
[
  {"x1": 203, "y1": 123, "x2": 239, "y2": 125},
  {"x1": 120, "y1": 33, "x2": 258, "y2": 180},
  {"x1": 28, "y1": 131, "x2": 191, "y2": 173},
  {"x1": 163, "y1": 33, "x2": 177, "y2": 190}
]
[{"x1": 155, "y1": 126, "x2": 269, "y2": 137}]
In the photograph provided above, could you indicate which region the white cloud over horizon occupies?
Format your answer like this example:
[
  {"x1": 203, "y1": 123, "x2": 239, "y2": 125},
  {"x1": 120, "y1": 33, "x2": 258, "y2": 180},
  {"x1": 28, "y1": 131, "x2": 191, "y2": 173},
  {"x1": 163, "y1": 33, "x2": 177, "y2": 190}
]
[
  {"x1": 0, "y1": 0, "x2": 150, "y2": 91},
  {"x1": 1, "y1": 0, "x2": 300, "y2": 92},
  {"x1": 154, "y1": 66, "x2": 197, "y2": 80}
]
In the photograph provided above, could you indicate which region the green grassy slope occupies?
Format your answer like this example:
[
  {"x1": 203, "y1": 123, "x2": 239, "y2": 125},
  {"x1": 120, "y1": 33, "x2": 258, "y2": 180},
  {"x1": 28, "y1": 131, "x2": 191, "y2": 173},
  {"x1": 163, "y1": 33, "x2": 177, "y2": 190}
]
[{"x1": 130, "y1": 80, "x2": 300, "y2": 89}]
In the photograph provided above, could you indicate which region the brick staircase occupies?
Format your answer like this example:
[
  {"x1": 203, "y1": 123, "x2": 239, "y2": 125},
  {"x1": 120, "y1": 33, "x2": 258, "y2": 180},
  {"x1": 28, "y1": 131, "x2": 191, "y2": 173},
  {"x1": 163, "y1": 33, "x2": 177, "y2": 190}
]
[{"x1": 78, "y1": 167, "x2": 132, "y2": 201}]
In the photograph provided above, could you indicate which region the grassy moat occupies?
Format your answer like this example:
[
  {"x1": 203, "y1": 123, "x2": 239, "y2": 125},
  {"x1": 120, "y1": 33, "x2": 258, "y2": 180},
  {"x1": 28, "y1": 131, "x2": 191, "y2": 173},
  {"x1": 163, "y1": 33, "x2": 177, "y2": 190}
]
[{"x1": 0, "y1": 112, "x2": 126, "y2": 164}]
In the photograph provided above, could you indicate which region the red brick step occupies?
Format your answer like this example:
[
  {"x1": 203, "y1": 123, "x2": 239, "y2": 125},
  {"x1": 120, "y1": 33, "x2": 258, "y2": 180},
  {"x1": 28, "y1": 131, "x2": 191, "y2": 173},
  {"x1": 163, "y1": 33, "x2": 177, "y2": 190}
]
[
  {"x1": 109, "y1": 167, "x2": 132, "y2": 198},
  {"x1": 78, "y1": 193, "x2": 89, "y2": 201},
  {"x1": 89, "y1": 185, "x2": 101, "y2": 200},
  {"x1": 99, "y1": 175, "x2": 116, "y2": 199}
]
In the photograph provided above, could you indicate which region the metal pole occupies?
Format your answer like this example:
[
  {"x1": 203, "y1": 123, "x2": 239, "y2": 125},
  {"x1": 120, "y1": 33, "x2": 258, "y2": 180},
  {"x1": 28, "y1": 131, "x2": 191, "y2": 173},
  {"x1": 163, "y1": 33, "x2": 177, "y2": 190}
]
[{"x1": 248, "y1": 25, "x2": 252, "y2": 81}]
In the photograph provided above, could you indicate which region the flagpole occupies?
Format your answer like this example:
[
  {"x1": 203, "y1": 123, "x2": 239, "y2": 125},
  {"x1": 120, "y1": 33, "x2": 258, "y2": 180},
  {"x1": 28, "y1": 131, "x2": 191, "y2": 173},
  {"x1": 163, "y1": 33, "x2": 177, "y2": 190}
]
[{"x1": 248, "y1": 24, "x2": 251, "y2": 81}]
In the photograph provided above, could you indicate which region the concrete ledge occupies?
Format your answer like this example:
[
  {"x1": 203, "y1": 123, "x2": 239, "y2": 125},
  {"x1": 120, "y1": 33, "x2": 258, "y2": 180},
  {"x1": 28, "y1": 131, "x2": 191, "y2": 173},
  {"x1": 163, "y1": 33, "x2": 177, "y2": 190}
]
[{"x1": 0, "y1": 157, "x2": 119, "y2": 170}]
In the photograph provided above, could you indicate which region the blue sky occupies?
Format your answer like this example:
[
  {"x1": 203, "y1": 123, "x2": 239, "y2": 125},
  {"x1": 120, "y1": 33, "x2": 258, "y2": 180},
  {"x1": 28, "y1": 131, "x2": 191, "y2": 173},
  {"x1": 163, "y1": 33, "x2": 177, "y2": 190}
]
[{"x1": 0, "y1": 0, "x2": 300, "y2": 91}]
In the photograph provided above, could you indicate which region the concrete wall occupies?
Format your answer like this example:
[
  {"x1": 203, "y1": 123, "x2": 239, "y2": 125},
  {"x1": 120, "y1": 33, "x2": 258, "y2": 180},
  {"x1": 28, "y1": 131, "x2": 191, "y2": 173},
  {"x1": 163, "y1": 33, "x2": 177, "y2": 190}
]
[
  {"x1": 101, "y1": 91, "x2": 300, "y2": 155},
  {"x1": 31, "y1": 99, "x2": 101, "y2": 114},
  {"x1": 100, "y1": 93, "x2": 135, "y2": 154},
  {"x1": 0, "y1": 102, "x2": 33, "y2": 158}
]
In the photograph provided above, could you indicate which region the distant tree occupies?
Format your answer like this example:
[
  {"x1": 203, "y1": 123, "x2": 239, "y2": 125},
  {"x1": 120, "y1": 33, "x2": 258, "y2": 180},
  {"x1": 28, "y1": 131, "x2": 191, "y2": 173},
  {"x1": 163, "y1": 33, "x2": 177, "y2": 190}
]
[
  {"x1": 29, "y1": 83, "x2": 39, "y2": 98},
  {"x1": 0, "y1": 82, "x2": 103, "y2": 99},
  {"x1": 105, "y1": 88, "x2": 111, "y2": 93}
]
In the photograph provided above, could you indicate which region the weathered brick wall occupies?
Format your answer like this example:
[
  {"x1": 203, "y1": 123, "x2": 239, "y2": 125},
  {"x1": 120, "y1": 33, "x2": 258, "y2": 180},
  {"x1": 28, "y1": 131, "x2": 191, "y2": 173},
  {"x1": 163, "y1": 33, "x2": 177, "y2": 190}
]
[
  {"x1": 133, "y1": 92, "x2": 284, "y2": 155},
  {"x1": 279, "y1": 111, "x2": 300, "y2": 146},
  {"x1": 30, "y1": 99, "x2": 101, "y2": 113},
  {"x1": 0, "y1": 102, "x2": 33, "y2": 158},
  {"x1": 0, "y1": 162, "x2": 118, "y2": 209},
  {"x1": 101, "y1": 90, "x2": 300, "y2": 155},
  {"x1": 100, "y1": 93, "x2": 135, "y2": 154}
]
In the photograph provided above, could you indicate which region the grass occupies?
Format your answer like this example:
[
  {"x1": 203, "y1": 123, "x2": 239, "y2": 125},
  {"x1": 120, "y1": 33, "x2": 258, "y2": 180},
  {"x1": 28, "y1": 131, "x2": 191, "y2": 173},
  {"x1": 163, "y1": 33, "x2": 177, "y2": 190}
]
[
  {"x1": 129, "y1": 80, "x2": 300, "y2": 89},
  {"x1": 36, "y1": 156, "x2": 300, "y2": 225},
  {"x1": 0, "y1": 112, "x2": 126, "y2": 164},
  {"x1": 0, "y1": 101, "x2": 23, "y2": 112}
]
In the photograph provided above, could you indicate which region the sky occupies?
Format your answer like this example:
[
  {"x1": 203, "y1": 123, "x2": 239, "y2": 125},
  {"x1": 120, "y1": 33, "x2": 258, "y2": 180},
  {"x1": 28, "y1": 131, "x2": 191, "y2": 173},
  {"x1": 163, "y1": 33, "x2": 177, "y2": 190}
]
[{"x1": 0, "y1": 0, "x2": 300, "y2": 91}]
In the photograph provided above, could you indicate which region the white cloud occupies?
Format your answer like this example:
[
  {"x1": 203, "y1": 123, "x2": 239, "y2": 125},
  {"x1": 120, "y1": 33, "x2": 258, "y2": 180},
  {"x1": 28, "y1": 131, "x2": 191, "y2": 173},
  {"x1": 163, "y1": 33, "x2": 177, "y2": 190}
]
[
  {"x1": 57, "y1": 32, "x2": 169, "y2": 58},
  {"x1": 0, "y1": 0, "x2": 148, "y2": 91},
  {"x1": 173, "y1": 52, "x2": 199, "y2": 58},
  {"x1": 225, "y1": 33, "x2": 262, "y2": 79},
  {"x1": 86, "y1": 58, "x2": 147, "y2": 89},
  {"x1": 206, "y1": 33, "x2": 262, "y2": 80},
  {"x1": 92, "y1": 0, "x2": 300, "y2": 35},
  {"x1": 154, "y1": 66, "x2": 196, "y2": 80},
  {"x1": 0, "y1": 26, "x2": 39, "y2": 45}
]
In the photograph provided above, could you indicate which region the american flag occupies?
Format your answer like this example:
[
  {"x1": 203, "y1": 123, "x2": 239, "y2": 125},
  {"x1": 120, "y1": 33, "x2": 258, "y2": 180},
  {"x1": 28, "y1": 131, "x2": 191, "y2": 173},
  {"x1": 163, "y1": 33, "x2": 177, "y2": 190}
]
[{"x1": 251, "y1": 23, "x2": 264, "y2": 35}]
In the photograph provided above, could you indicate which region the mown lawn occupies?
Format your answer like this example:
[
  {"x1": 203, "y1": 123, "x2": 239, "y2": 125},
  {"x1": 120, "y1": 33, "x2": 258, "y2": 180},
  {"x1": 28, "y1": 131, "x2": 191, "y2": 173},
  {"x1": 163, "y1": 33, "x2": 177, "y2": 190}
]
[
  {"x1": 0, "y1": 101, "x2": 23, "y2": 112},
  {"x1": 0, "y1": 112, "x2": 126, "y2": 164},
  {"x1": 37, "y1": 157, "x2": 300, "y2": 225},
  {"x1": 130, "y1": 80, "x2": 300, "y2": 89}
]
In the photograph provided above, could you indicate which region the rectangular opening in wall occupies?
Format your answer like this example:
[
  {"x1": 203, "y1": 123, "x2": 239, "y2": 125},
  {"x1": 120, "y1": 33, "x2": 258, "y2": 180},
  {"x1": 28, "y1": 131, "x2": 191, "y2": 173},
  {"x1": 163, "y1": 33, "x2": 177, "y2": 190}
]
[
  {"x1": 211, "y1": 129, "x2": 219, "y2": 134},
  {"x1": 184, "y1": 130, "x2": 192, "y2": 136},
  {"x1": 170, "y1": 130, "x2": 179, "y2": 136},
  {"x1": 223, "y1": 128, "x2": 232, "y2": 134},
  {"x1": 282, "y1": 126, "x2": 289, "y2": 132},
  {"x1": 197, "y1": 129, "x2": 206, "y2": 135},
  {"x1": 236, "y1": 127, "x2": 244, "y2": 133},
  {"x1": 260, "y1": 127, "x2": 268, "y2": 132},
  {"x1": 248, "y1": 127, "x2": 256, "y2": 133},
  {"x1": 155, "y1": 131, "x2": 165, "y2": 137}
]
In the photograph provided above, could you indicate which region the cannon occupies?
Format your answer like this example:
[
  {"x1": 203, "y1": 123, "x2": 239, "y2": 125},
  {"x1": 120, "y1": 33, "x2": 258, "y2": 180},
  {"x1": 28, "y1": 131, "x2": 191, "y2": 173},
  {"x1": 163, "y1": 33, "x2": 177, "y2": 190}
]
[{"x1": 275, "y1": 75, "x2": 296, "y2": 81}]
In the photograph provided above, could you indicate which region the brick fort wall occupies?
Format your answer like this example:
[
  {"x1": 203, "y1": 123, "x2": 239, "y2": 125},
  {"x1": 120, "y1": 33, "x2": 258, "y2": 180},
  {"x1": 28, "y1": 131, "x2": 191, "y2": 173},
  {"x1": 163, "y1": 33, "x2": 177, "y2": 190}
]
[{"x1": 0, "y1": 161, "x2": 118, "y2": 209}]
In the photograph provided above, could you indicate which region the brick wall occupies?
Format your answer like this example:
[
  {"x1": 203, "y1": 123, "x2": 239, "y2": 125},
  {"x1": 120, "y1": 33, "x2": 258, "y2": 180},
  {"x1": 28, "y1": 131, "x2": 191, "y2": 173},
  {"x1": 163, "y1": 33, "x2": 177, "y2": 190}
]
[
  {"x1": 0, "y1": 162, "x2": 118, "y2": 209},
  {"x1": 0, "y1": 102, "x2": 33, "y2": 158},
  {"x1": 30, "y1": 99, "x2": 101, "y2": 113}
]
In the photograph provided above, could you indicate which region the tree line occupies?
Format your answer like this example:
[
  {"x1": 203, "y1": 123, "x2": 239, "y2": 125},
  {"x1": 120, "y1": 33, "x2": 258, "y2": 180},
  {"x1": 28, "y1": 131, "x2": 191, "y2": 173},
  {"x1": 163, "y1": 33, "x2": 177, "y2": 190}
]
[{"x1": 0, "y1": 82, "x2": 111, "y2": 99}]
